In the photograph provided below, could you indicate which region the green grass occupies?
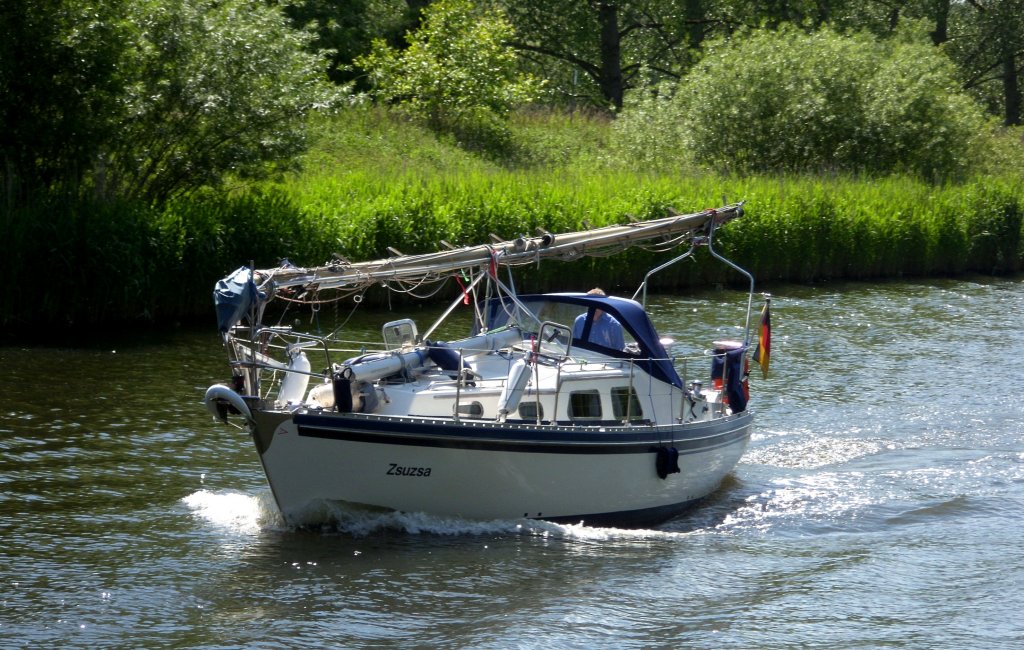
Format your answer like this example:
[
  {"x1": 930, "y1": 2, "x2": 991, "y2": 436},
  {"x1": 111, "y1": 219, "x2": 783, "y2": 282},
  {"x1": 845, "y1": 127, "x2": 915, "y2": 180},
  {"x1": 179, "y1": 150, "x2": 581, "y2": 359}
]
[{"x1": 275, "y1": 110, "x2": 1023, "y2": 288}]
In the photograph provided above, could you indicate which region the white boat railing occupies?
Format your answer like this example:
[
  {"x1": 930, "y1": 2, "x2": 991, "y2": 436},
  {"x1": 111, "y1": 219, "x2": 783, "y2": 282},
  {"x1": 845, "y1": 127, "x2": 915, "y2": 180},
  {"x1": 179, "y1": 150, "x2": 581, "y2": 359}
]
[
  {"x1": 216, "y1": 202, "x2": 755, "y2": 413},
  {"x1": 228, "y1": 320, "x2": 739, "y2": 423}
]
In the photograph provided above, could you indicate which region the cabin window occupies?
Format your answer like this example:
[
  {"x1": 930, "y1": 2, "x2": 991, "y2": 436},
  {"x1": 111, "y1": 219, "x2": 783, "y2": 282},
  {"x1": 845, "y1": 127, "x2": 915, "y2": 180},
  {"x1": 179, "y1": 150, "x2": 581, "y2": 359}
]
[
  {"x1": 569, "y1": 390, "x2": 602, "y2": 421},
  {"x1": 611, "y1": 386, "x2": 644, "y2": 421},
  {"x1": 455, "y1": 401, "x2": 484, "y2": 418},
  {"x1": 518, "y1": 401, "x2": 544, "y2": 420}
]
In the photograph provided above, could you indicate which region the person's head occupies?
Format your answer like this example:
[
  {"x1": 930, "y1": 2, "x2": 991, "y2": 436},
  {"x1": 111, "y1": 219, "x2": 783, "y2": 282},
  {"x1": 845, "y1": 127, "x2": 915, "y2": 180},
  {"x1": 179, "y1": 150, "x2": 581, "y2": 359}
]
[{"x1": 587, "y1": 288, "x2": 606, "y2": 318}]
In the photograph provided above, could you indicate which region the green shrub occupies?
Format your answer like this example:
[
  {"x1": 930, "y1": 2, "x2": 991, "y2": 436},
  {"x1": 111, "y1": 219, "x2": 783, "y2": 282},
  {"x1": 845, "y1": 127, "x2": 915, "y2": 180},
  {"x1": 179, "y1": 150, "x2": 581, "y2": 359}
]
[
  {"x1": 357, "y1": 0, "x2": 540, "y2": 140},
  {"x1": 617, "y1": 26, "x2": 990, "y2": 182}
]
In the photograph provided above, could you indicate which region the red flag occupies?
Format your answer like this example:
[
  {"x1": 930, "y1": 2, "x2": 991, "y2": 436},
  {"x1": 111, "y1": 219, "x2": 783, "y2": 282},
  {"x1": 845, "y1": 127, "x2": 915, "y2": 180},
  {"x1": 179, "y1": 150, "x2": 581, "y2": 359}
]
[
  {"x1": 753, "y1": 298, "x2": 771, "y2": 379},
  {"x1": 454, "y1": 275, "x2": 470, "y2": 305}
]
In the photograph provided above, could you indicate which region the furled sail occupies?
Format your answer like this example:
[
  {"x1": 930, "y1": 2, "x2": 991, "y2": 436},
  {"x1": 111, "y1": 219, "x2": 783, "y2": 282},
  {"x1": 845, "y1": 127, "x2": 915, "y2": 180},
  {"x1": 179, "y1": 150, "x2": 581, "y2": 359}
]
[{"x1": 250, "y1": 203, "x2": 744, "y2": 296}]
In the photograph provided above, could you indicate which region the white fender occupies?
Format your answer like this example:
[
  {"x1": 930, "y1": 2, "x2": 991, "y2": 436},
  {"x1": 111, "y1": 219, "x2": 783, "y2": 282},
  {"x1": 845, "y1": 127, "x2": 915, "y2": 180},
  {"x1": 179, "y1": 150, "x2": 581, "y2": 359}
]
[
  {"x1": 496, "y1": 358, "x2": 532, "y2": 421},
  {"x1": 276, "y1": 350, "x2": 311, "y2": 407},
  {"x1": 205, "y1": 384, "x2": 254, "y2": 425}
]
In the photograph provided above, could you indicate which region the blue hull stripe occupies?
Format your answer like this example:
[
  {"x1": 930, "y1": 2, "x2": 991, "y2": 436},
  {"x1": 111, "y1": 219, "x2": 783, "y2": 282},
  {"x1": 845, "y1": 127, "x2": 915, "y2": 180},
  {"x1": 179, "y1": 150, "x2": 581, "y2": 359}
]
[{"x1": 293, "y1": 412, "x2": 750, "y2": 455}]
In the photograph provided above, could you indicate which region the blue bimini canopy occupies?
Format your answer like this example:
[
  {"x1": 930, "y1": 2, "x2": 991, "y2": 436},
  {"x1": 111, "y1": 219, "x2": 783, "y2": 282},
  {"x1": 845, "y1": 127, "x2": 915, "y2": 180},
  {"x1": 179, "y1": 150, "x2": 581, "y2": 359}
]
[{"x1": 481, "y1": 293, "x2": 683, "y2": 389}]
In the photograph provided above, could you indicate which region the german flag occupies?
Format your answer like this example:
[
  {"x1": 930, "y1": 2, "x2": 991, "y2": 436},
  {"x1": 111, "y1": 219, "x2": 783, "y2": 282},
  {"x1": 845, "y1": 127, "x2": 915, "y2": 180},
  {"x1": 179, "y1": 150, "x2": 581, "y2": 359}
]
[{"x1": 753, "y1": 297, "x2": 771, "y2": 379}]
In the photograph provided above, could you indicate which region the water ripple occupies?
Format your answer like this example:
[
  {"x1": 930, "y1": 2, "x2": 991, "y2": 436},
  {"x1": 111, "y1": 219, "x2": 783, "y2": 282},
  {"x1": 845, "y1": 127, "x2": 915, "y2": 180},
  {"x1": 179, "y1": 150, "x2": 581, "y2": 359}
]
[{"x1": 3, "y1": 278, "x2": 1024, "y2": 649}]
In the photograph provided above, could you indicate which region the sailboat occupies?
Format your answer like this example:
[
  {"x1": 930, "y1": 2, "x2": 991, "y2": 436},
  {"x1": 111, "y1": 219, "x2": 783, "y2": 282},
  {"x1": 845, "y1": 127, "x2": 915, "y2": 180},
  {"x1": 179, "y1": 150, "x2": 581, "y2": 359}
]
[{"x1": 204, "y1": 202, "x2": 763, "y2": 527}]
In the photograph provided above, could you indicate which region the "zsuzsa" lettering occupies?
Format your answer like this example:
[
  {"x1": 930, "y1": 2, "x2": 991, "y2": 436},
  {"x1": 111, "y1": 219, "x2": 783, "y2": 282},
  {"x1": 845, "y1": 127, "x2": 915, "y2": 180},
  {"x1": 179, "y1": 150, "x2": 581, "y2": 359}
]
[{"x1": 386, "y1": 463, "x2": 432, "y2": 477}]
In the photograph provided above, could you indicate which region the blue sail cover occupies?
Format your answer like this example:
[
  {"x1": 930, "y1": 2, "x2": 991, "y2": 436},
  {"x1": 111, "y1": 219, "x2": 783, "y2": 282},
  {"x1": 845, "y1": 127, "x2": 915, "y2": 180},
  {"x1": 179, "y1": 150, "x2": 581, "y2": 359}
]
[
  {"x1": 213, "y1": 266, "x2": 261, "y2": 333},
  {"x1": 482, "y1": 293, "x2": 683, "y2": 389}
]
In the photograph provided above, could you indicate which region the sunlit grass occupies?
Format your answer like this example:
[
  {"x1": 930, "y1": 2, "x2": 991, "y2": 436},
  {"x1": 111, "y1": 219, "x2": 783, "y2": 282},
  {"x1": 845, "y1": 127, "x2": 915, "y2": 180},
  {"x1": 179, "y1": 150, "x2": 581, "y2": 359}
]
[{"x1": 276, "y1": 109, "x2": 1023, "y2": 287}]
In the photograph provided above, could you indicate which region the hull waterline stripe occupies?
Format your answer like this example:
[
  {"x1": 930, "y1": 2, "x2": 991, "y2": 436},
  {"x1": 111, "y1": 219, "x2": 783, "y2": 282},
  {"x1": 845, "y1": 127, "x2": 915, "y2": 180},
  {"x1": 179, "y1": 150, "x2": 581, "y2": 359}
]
[
  {"x1": 291, "y1": 413, "x2": 751, "y2": 455},
  {"x1": 542, "y1": 498, "x2": 706, "y2": 527}
]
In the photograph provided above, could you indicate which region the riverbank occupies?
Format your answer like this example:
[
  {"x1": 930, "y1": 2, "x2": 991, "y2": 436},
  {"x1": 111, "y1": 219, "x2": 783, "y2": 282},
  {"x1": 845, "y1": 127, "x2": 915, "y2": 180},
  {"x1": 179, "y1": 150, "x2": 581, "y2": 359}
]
[{"x1": 2, "y1": 108, "x2": 1022, "y2": 334}]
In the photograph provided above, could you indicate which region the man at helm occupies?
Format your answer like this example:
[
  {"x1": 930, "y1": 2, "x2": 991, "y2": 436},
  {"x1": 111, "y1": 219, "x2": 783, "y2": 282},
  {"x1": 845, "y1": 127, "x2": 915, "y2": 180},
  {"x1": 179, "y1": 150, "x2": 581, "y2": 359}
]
[{"x1": 572, "y1": 288, "x2": 625, "y2": 350}]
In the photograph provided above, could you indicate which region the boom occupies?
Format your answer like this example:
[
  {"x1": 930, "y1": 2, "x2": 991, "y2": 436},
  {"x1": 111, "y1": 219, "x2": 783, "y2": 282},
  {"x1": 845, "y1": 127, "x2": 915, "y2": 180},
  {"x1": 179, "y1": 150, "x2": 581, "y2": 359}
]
[{"x1": 253, "y1": 203, "x2": 744, "y2": 295}]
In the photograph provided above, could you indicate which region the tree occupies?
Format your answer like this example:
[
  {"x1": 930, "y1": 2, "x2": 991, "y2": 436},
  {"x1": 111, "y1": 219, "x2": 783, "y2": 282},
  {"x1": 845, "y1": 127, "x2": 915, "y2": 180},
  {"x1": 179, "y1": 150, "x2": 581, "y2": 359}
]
[
  {"x1": 97, "y1": 0, "x2": 341, "y2": 206},
  {"x1": 282, "y1": 0, "x2": 412, "y2": 87},
  {"x1": 502, "y1": 1, "x2": 708, "y2": 111},
  {"x1": 357, "y1": 0, "x2": 540, "y2": 132},
  {"x1": 0, "y1": 0, "x2": 130, "y2": 205},
  {"x1": 716, "y1": 0, "x2": 1023, "y2": 127},
  {"x1": 945, "y1": 0, "x2": 1024, "y2": 126},
  {"x1": 2, "y1": 0, "x2": 340, "y2": 209}
]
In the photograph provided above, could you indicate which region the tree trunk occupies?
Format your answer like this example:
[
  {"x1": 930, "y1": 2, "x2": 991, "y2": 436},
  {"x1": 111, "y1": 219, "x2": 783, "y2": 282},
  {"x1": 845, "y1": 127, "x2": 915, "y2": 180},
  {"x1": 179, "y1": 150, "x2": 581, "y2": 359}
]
[
  {"x1": 597, "y1": 2, "x2": 624, "y2": 111},
  {"x1": 1002, "y1": 53, "x2": 1021, "y2": 126},
  {"x1": 405, "y1": 0, "x2": 431, "y2": 29},
  {"x1": 930, "y1": 0, "x2": 950, "y2": 45},
  {"x1": 685, "y1": 0, "x2": 705, "y2": 50}
]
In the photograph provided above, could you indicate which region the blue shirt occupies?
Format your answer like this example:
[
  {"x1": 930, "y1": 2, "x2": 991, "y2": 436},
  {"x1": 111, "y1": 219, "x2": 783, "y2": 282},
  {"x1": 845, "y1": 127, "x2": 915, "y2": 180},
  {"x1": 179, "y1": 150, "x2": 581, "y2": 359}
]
[{"x1": 573, "y1": 311, "x2": 625, "y2": 350}]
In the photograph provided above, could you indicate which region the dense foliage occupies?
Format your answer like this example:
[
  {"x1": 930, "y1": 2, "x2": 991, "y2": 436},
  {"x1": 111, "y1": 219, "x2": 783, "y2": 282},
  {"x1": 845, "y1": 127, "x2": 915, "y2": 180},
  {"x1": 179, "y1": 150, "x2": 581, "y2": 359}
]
[
  {"x1": 3, "y1": 109, "x2": 1021, "y2": 334},
  {"x1": 2, "y1": 1, "x2": 1024, "y2": 334},
  {"x1": 102, "y1": 0, "x2": 341, "y2": 206},
  {"x1": 282, "y1": 0, "x2": 413, "y2": 87},
  {"x1": 1, "y1": 0, "x2": 338, "y2": 207},
  {"x1": 942, "y1": 0, "x2": 1024, "y2": 126},
  {"x1": 0, "y1": 0, "x2": 129, "y2": 202},
  {"x1": 496, "y1": 0, "x2": 1024, "y2": 127},
  {"x1": 5, "y1": 0, "x2": 1021, "y2": 203}
]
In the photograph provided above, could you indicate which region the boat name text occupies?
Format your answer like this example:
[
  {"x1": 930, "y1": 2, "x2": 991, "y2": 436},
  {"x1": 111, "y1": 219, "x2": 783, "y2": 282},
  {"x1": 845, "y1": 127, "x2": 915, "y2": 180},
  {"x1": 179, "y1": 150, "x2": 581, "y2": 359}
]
[{"x1": 387, "y1": 463, "x2": 432, "y2": 477}]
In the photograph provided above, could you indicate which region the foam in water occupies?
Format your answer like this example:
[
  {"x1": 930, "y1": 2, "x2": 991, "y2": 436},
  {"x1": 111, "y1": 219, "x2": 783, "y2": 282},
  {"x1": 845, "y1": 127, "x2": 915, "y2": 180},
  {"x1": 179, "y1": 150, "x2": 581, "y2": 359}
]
[
  {"x1": 315, "y1": 507, "x2": 688, "y2": 541},
  {"x1": 182, "y1": 489, "x2": 691, "y2": 542}
]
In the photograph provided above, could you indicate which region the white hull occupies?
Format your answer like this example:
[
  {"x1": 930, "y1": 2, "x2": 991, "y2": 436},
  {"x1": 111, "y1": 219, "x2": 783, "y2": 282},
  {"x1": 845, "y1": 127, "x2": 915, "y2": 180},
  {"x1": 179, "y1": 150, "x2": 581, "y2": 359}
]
[{"x1": 254, "y1": 410, "x2": 752, "y2": 527}]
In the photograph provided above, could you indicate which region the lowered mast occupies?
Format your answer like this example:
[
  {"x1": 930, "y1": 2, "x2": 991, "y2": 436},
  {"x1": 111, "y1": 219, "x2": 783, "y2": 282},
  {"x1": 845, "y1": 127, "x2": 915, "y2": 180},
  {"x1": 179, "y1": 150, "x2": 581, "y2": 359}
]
[{"x1": 254, "y1": 203, "x2": 744, "y2": 295}]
